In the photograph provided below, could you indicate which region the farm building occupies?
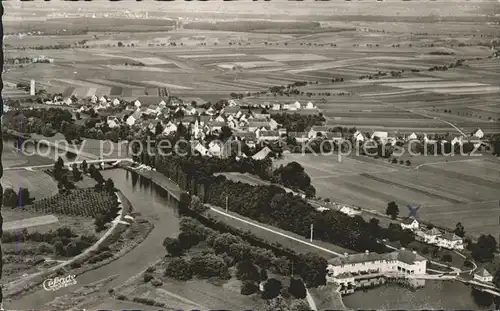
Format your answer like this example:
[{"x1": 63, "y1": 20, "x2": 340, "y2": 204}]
[
  {"x1": 401, "y1": 217, "x2": 419, "y2": 231},
  {"x1": 473, "y1": 268, "x2": 493, "y2": 283}
]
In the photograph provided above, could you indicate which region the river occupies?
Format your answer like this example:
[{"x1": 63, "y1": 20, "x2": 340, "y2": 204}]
[
  {"x1": 7, "y1": 168, "x2": 183, "y2": 310},
  {"x1": 342, "y1": 280, "x2": 496, "y2": 310}
]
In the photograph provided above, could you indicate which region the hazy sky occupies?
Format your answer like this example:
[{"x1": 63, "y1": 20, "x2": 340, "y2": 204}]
[{"x1": 4, "y1": 1, "x2": 499, "y2": 17}]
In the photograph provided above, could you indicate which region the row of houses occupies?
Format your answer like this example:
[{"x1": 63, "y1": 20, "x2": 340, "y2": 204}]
[{"x1": 401, "y1": 217, "x2": 464, "y2": 250}]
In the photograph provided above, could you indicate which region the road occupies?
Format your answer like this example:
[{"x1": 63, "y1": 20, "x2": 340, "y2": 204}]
[{"x1": 4, "y1": 158, "x2": 133, "y2": 171}]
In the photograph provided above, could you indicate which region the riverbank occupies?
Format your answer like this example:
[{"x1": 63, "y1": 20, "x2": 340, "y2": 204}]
[{"x1": 7, "y1": 169, "x2": 180, "y2": 310}]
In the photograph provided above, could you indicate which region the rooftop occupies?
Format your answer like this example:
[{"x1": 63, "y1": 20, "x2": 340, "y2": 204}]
[
  {"x1": 475, "y1": 267, "x2": 492, "y2": 278},
  {"x1": 328, "y1": 249, "x2": 426, "y2": 266}
]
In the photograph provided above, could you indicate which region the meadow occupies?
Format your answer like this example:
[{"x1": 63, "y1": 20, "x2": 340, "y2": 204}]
[{"x1": 277, "y1": 153, "x2": 500, "y2": 237}]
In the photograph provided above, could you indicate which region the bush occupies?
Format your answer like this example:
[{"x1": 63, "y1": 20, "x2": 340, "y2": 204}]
[
  {"x1": 236, "y1": 260, "x2": 261, "y2": 282},
  {"x1": 143, "y1": 272, "x2": 154, "y2": 283},
  {"x1": 117, "y1": 294, "x2": 127, "y2": 301},
  {"x1": 240, "y1": 281, "x2": 259, "y2": 295},
  {"x1": 442, "y1": 254, "x2": 452, "y2": 262},
  {"x1": 288, "y1": 278, "x2": 307, "y2": 299},
  {"x1": 146, "y1": 266, "x2": 156, "y2": 273},
  {"x1": 151, "y1": 278, "x2": 163, "y2": 287},
  {"x1": 262, "y1": 278, "x2": 282, "y2": 300},
  {"x1": 108, "y1": 288, "x2": 114, "y2": 295},
  {"x1": 190, "y1": 253, "x2": 229, "y2": 279},
  {"x1": 35, "y1": 242, "x2": 53, "y2": 255},
  {"x1": 163, "y1": 237, "x2": 184, "y2": 257}
]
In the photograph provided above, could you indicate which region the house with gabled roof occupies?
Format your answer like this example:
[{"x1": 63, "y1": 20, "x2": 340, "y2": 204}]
[
  {"x1": 162, "y1": 121, "x2": 177, "y2": 136},
  {"x1": 252, "y1": 146, "x2": 272, "y2": 160},
  {"x1": 436, "y1": 232, "x2": 464, "y2": 250},
  {"x1": 126, "y1": 109, "x2": 142, "y2": 126},
  {"x1": 474, "y1": 268, "x2": 493, "y2": 283},
  {"x1": 407, "y1": 133, "x2": 418, "y2": 140},
  {"x1": 415, "y1": 227, "x2": 442, "y2": 244},
  {"x1": 193, "y1": 141, "x2": 211, "y2": 157},
  {"x1": 401, "y1": 217, "x2": 419, "y2": 231},
  {"x1": 308, "y1": 126, "x2": 329, "y2": 139},
  {"x1": 473, "y1": 128, "x2": 484, "y2": 139}
]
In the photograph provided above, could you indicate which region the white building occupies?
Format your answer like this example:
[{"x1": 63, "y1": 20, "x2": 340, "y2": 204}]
[
  {"x1": 474, "y1": 268, "x2": 493, "y2": 283},
  {"x1": 112, "y1": 98, "x2": 120, "y2": 106},
  {"x1": 308, "y1": 126, "x2": 329, "y2": 139},
  {"x1": 305, "y1": 101, "x2": 315, "y2": 109},
  {"x1": 339, "y1": 206, "x2": 362, "y2": 217},
  {"x1": 415, "y1": 227, "x2": 442, "y2": 244},
  {"x1": 401, "y1": 217, "x2": 419, "y2": 231},
  {"x1": 353, "y1": 131, "x2": 365, "y2": 142},
  {"x1": 371, "y1": 131, "x2": 389, "y2": 143},
  {"x1": 407, "y1": 133, "x2": 418, "y2": 140},
  {"x1": 134, "y1": 100, "x2": 142, "y2": 108},
  {"x1": 162, "y1": 122, "x2": 178, "y2": 136},
  {"x1": 326, "y1": 248, "x2": 427, "y2": 293},
  {"x1": 126, "y1": 109, "x2": 142, "y2": 126},
  {"x1": 436, "y1": 232, "x2": 464, "y2": 250},
  {"x1": 473, "y1": 128, "x2": 484, "y2": 139}
]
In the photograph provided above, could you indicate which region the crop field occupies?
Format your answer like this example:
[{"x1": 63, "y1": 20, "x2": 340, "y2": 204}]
[
  {"x1": 278, "y1": 154, "x2": 500, "y2": 237},
  {"x1": 2, "y1": 170, "x2": 58, "y2": 201}
]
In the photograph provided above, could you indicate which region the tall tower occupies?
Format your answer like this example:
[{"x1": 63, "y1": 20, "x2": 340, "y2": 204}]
[{"x1": 30, "y1": 79, "x2": 35, "y2": 96}]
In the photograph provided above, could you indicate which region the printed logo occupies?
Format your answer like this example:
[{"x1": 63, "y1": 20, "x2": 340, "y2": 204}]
[{"x1": 43, "y1": 274, "x2": 77, "y2": 291}]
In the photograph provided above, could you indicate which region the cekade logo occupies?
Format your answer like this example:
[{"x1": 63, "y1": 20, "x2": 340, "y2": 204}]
[{"x1": 43, "y1": 275, "x2": 77, "y2": 291}]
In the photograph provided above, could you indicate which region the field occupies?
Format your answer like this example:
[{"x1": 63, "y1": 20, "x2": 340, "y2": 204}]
[
  {"x1": 2, "y1": 170, "x2": 58, "y2": 201},
  {"x1": 276, "y1": 153, "x2": 500, "y2": 237},
  {"x1": 5, "y1": 7, "x2": 500, "y2": 136}
]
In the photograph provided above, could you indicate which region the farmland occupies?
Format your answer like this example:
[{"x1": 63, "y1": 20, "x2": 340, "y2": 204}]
[
  {"x1": 276, "y1": 153, "x2": 500, "y2": 237},
  {"x1": 4, "y1": 2, "x2": 500, "y2": 137}
]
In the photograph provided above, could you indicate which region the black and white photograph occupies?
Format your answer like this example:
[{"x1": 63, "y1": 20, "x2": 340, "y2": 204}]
[{"x1": 0, "y1": 0, "x2": 499, "y2": 310}]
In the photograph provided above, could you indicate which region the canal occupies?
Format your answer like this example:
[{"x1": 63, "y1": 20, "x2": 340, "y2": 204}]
[{"x1": 342, "y1": 280, "x2": 497, "y2": 310}]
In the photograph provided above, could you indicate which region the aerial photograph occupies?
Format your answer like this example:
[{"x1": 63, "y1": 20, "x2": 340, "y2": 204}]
[{"x1": 0, "y1": 0, "x2": 499, "y2": 310}]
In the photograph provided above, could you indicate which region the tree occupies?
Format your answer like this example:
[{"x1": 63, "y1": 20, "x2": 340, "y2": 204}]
[
  {"x1": 155, "y1": 122, "x2": 164, "y2": 136},
  {"x1": 454, "y1": 222, "x2": 466, "y2": 238},
  {"x1": 164, "y1": 258, "x2": 193, "y2": 280},
  {"x1": 260, "y1": 268, "x2": 268, "y2": 281},
  {"x1": 236, "y1": 260, "x2": 261, "y2": 282},
  {"x1": 163, "y1": 237, "x2": 184, "y2": 257},
  {"x1": 80, "y1": 160, "x2": 88, "y2": 174},
  {"x1": 3, "y1": 188, "x2": 18, "y2": 208},
  {"x1": 18, "y1": 188, "x2": 31, "y2": 206},
  {"x1": 190, "y1": 253, "x2": 229, "y2": 279},
  {"x1": 94, "y1": 214, "x2": 107, "y2": 232},
  {"x1": 386, "y1": 201, "x2": 399, "y2": 219},
  {"x1": 262, "y1": 278, "x2": 282, "y2": 299},
  {"x1": 265, "y1": 296, "x2": 289, "y2": 311},
  {"x1": 219, "y1": 125, "x2": 232, "y2": 141},
  {"x1": 117, "y1": 41, "x2": 124, "y2": 47},
  {"x1": 288, "y1": 278, "x2": 307, "y2": 299},
  {"x1": 105, "y1": 178, "x2": 115, "y2": 193},
  {"x1": 189, "y1": 195, "x2": 208, "y2": 214},
  {"x1": 471, "y1": 234, "x2": 497, "y2": 262},
  {"x1": 494, "y1": 268, "x2": 500, "y2": 288},
  {"x1": 240, "y1": 281, "x2": 259, "y2": 295},
  {"x1": 290, "y1": 299, "x2": 311, "y2": 311},
  {"x1": 71, "y1": 164, "x2": 82, "y2": 181}
]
